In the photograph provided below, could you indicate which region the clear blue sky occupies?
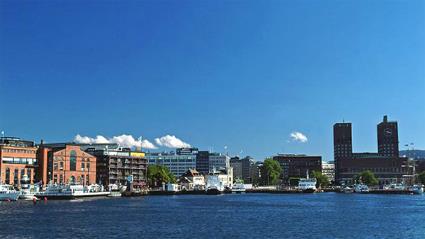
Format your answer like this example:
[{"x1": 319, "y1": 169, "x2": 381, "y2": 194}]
[{"x1": 1, "y1": 0, "x2": 424, "y2": 161}]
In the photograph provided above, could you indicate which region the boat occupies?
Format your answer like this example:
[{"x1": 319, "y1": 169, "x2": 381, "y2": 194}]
[
  {"x1": 298, "y1": 178, "x2": 317, "y2": 193},
  {"x1": 0, "y1": 184, "x2": 20, "y2": 201},
  {"x1": 205, "y1": 175, "x2": 224, "y2": 195},
  {"x1": 19, "y1": 175, "x2": 39, "y2": 200},
  {"x1": 108, "y1": 184, "x2": 124, "y2": 197},
  {"x1": 232, "y1": 182, "x2": 246, "y2": 193},
  {"x1": 36, "y1": 184, "x2": 110, "y2": 200},
  {"x1": 342, "y1": 186, "x2": 354, "y2": 193},
  {"x1": 354, "y1": 184, "x2": 369, "y2": 193},
  {"x1": 410, "y1": 185, "x2": 424, "y2": 195}
]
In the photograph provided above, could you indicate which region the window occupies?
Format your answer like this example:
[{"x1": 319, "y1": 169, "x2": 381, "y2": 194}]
[
  {"x1": 54, "y1": 163, "x2": 58, "y2": 170},
  {"x1": 81, "y1": 162, "x2": 85, "y2": 169},
  {"x1": 70, "y1": 150, "x2": 77, "y2": 171},
  {"x1": 86, "y1": 175, "x2": 89, "y2": 185},
  {"x1": 60, "y1": 162, "x2": 64, "y2": 170},
  {"x1": 14, "y1": 169, "x2": 19, "y2": 185},
  {"x1": 5, "y1": 168, "x2": 10, "y2": 184},
  {"x1": 21, "y1": 169, "x2": 25, "y2": 179},
  {"x1": 27, "y1": 169, "x2": 32, "y2": 182}
]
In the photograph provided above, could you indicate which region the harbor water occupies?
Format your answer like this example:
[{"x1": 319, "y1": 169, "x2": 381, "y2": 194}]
[{"x1": 1, "y1": 193, "x2": 424, "y2": 238}]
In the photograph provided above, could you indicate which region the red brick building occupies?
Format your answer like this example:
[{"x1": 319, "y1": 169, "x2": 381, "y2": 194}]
[
  {"x1": 0, "y1": 137, "x2": 38, "y2": 187},
  {"x1": 37, "y1": 143, "x2": 96, "y2": 186}
]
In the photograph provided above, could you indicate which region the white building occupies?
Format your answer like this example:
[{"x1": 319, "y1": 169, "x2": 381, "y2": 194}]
[
  {"x1": 146, "y1": 148, "x2": 198, "y2": 177},
  {"x1": 322, "y1": 161, "x2": 335, "y2": 183}
]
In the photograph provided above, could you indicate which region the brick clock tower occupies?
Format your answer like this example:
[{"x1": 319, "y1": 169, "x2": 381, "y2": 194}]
[{"x1": 377, "y1": 115, "x2": 399, "y2": 158}]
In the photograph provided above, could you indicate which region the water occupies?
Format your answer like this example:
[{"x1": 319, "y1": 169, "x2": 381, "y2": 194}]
[{"x1": 1, "y1": 193, "x2": 424, "y2": 238}]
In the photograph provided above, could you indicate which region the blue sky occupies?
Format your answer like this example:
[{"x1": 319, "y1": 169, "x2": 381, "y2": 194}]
[{"x1": 0, "y1": 0, "x2": 424, "y2": 161}]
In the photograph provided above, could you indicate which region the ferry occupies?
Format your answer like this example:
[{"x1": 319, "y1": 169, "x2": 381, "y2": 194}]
[
  {"x1": 205, "y1": 175, "x2": 224, "y2": 195},
  {"x1": 298, "y1": 178, "x2": 317, "y2": 193},
  {"x1": 354, "y1": 184, "x2": 369, "y2": 193},
  {"x1": 232, "y1": 183, "x2": 246, "y2": 193},
  {"x1": 19, "y1": 175, "x2": 39, "y2": 200},
  {"x1": 36, "y1": 184, "x2": 110, "y2": 200},
  {"x1": 0, "y1": 184, "x2": 20, "y2": 201}
]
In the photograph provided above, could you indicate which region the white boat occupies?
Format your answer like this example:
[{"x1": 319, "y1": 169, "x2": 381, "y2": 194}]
[
  {"x1": 36, "y1": 184, "x2": 110, "y2": 200},
  {"x1": 19, "y1": 175, "x2": 39, "y2": 200},
  {"x1": 298, "y1": 178, "x2": 317, "y2": 193},
  {"x1": 354, "y1": 184, "x2": 369, "y2": 193},
  {"x1": 0, "y1": 184, "x2": 20, "y2": 201},
  {"x1": 342, "y1": 186, "x2": 354, "y2": 193},
  {"x1": 384, "y1": 183, "x2": 406, "y2": 190},
  {"x1": 108, "y1": 184, "x2": 124, "y2": 197},
  {"x1": 232, "y1": 183, "x2": 246, "y2": 193},
  {"x1": 410, "y1": 185, "x2": 424, "y2": 195},
  {"x1": 205, "y1": 175, "x2": 224, "y2": 195}
]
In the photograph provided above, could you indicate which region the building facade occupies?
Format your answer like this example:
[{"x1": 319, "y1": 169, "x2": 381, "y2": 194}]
[
  {"x1": 38, "y1": 144, "x2": 96, "y2": 186},
  {"x1": 377, "y1": 115, "x2": 399, "y2": 158},
  {"x1": 322, "y1": 161, "x2": 335, "y2": 183},
  {"x1": 0, "y1": 137, "x2": 38, "y2": 187},
  {"x1": 195, "y1": 151, "x2": 210, "y2": 175},
  {"x1": 208, "y1": 153, "x2": 230, "y2": 172},
  {"x1": 230, "y1": 157, "x2": 243, "y2": 180},
  {"x1": 273, "y1": 154, "x2": 322, "y2": 181},
  {"x1": 333, "y1": 116, "x2": 414, "y2": 185},
  {"x1": 146, "y1": 148, "x2": 198, "y2": 177},
  {"x1": 83, "y1": 144, "x2": 147, "y2": 189}
]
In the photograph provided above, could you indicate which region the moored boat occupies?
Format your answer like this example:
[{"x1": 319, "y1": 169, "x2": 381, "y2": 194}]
[
  {"x1": 232, "y1": 183, "x2": 246, "y2": 193},
  {"x1": 410, "y1": 185, "x2": 424, "y2": 195},
  {"x1": 342, "y1": 186, "x2": 354, "y2": 193},
  {"x1": 36, "y1": 184, "x2": 110, "y2": 200},
  {"x1": 354, "y1": 184, "x2": 369, "y2": 193},
  {"x1": 205, "y1": 175, "x2": 224, "y2": 195},
  {"x1": 0, "y1": 184, "x2": 20, "y2": 201},
  {"x1": 19, "y1": 175, "x2": 39, "y2": 200}
]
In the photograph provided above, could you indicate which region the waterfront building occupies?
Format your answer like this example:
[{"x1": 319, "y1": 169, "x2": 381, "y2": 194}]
[
  {"x1": 377, "y1": 115, "x2": 399, "y2": 158},
  {"x1": 146, "y1": 148, "x2": 198, "y2": 177},
  {"x1": 179, "y1": 169, "x2": 205, "y2": 190},
  {"x1": 273, "y1": 154, "x2": 322, "y2": 182},
  {"x1": 333, "y1": 116, "x2": 414, "y2": 185},
  {"x1": 322, "y1": 161, "x2": 335, "y2": 183},
  {"x1": 0, "y1": 137, "x2": 38, "y2": 187},
  {"x1": 230, "y1": 156, "x2": 243, "y2": 180},
  {"x1": 195, "y1": 151, "x2": 210, "y2": 175},
  {"x1": 208, "y1": 153, "x2": 230, "y2": 172},
  {"x1": 83, "y1": 144, "x2": 147, "y2": 189},
  {"x1": 37, "y1": 143, "x2": 96, "y2": 187},
  {"x1": 241, "y1": 156, "x2": 255, "y2": 183},
  {"x1": 251, "y1": 161, "x2": 263, "y2": 185}
]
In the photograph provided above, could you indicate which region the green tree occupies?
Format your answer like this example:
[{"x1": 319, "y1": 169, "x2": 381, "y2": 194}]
[
  {"x1": 147, "y1": 165, "x2": 176, "y2": 187},
  {"x1": 417, "y1": 171, "x2": 425, "y2": 184},
  {"x1": 312, "y1": 170, "x2": 329, "y2": 188},
  {"x1": 357, "y1": 170, "x2": 379, "y2": 186},
  {"x1": 263, "y1": 158, "x2": 282, "y2": 185}
]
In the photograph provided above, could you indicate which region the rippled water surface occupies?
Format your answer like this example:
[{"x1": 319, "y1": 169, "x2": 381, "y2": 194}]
[{"x1": 1, "y1": 193, "x2": 424, "y2": 238}]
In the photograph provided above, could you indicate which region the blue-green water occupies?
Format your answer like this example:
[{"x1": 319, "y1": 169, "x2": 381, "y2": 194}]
[{"x1": 1, "y1": 193, "x2": 424, "y2": 238}]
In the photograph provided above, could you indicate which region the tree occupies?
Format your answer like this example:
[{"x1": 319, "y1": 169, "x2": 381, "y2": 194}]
[
  {"x1": 418, "y1": 172, "x2": 425, "y2": 184},
  {"x1": 357, "y1": 170, "x2": 378, "y2": 186},
  {"x1": 312, "y1": 171, "x2": 329, "y2": 188},
  {"x1": 263, "y1": 158, "x2": 282, "y2": 185},
  {"x1": 147, "y1": 165, "x2": 176, "y2": 187}
]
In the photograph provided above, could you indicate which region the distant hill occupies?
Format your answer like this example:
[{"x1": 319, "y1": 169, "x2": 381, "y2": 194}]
[{"x1": 399, "y1": 150, "x2": 425, "y2": 159}]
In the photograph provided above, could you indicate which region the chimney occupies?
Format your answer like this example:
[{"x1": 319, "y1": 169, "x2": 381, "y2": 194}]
[{"x1": 383, "y1": 115, "x2": 388, "y2": 123}]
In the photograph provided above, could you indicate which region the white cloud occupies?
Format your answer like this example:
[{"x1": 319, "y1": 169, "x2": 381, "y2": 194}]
[
  {"x1": 155, "y1": 135, "x2": 191, "y2": 148},
  {"x1": 73, "y1": 134, "x2": 157, "y2": 149},
  {"x1": 290, "y1": 132, "x2": 308, "y2": 143}
]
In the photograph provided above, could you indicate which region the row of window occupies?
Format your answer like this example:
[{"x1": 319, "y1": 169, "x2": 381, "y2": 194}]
[
  {"x1": 2, "y1": 168, "x2": 33, "y2": 185},
  {"x1": 53, "y1": 162, "x2": 90, "y2": 171},
  {"x1": 1, "y1": 148, "x2": 36, "y2": 154},
  {"x1": 1, "y1": 157, "x2": 37, "y2": 165}
]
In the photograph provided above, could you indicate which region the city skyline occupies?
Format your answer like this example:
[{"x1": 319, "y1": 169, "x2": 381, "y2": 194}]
[{"x1": 1, "y1": 1, "x2": 424, "y2": 161}]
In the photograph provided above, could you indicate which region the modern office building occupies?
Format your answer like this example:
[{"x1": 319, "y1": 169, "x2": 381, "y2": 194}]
[
  {"x1": 273, "y1": 154, "x2": 322, "y2": 181},
  {"x1": 208, "y1": 153, "x2": 230, "y2": 172},
  {"x1": 195, "y1": 150, "x2": 210, "y2": 175},
  {"x1": 37, "y1": 143, "x2": 96, "y2": 187},
  {"x1": 0, "y1": 137, "x2": 38, "y2": 187},
  {"x1": 230, "y1": 157, "x2": 243, "y2": 180},
  {"x1": 146, "y1": 148, "x2": 198, "y2": 177}
]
